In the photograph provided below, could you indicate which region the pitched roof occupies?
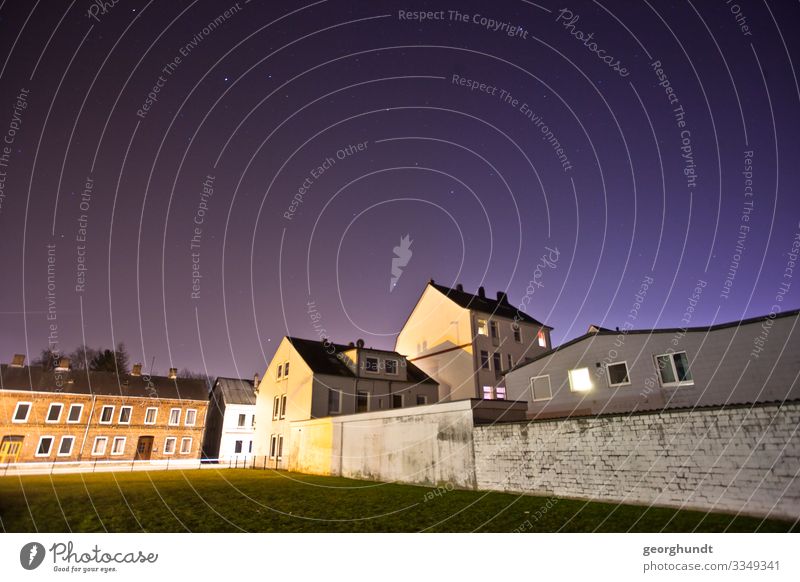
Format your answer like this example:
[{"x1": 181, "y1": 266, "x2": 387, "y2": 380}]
[
  {"x1": 429, "y1": 282, "x2": 551, "y2": 327},
  {"x1": 509, "y1": 308, "x2": 800, "y2": 372},
  {"x1": 213, "y1": 377, "x2": 256, "y2": 405},
  {"x1": 0, "y1": 365, "x2": 209, "y2": 401},
  {"x1": 286, "y1": 337, "x2": 437, "y2": 384}
]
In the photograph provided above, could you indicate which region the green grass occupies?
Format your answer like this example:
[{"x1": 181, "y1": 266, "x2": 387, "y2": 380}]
[{"x1": 0, "y1": 469, "x2": 795, "y2": 532}]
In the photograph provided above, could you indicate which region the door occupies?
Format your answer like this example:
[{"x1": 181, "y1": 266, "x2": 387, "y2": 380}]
[
  {"x1": 135, "y1": 436, "x2": 154, "y2": 461},
  {"x1": 0, "y1": 436, "x2": 24, "y2": 463}
]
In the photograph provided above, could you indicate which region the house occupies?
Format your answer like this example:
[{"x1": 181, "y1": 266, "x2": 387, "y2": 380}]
[
  {"x1": 504, "y1": 309, "x2": 800, "y2": 419},
  {"x1": 202, "y1": 377, "x2": 257, "y2": 462},
  {"x1": 395, "y1": 280, "x2": 552, "y2": 402},
  {"x1": 0, "y1": 356, "x2": 208, "y2": 465},
  {"x1": 253, "y1": 337, "x2": 439, "y2": 469}
]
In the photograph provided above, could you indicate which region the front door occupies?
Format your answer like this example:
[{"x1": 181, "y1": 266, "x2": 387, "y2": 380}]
[
  {"x1": 0, "y1": 436, "x2": 24, "y2": 463},
  {"x1": 135, "y1": 436, "x2": 154, "y2": 461}
]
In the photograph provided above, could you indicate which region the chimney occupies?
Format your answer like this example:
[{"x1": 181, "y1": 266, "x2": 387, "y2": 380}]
[
  {"x1": 456, "y1": 283, "x2": 463, "y2": 292},
  {"x1": 168, "y1": 367, "x2": 178, "y2": 379},
  {"x1": 10, "y1": 354, "x2": 25, "y2": 367},
  {"x1": 55, "y1": 357, "x2": 70, "y2": 371},
  {"x1": 496, "y1": 291, "x2": 509, "y2": 304},
  {"x1": 428, "y1": 278, "x2": 435, "y2": 284},
  {"x1": 131, "y1": 363, "x2": 142, "y2": 376},
  {"x1": 348, "y1": 341, "x2": 355, "y2": 347},
  {"x1": 356, "y1": 338, "x2": 365, "y2": 349},
  {"x1": 478, "y1": 286, "x2": 486, "y2": 298}
]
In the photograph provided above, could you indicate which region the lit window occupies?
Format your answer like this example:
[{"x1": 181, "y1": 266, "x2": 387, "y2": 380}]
[
  {"x1": 180, "y1": 438, "x2": 192, "y2": 454},
  {"x1": 46, "y1": 403, "x2": 63, "y2": 423},
  {"x1": 356, "y1": 391, "x2": 369, "y2": 412},
  {"x1": 365, "y1": 357, "x2": 379, "y2": 373},
  {"x1": 480, "y1": 350, "x2": 489, "y2": 369},
  {"x1": 163, "y1": 437, "x2": 176, "y2": 455},
  {"x1": 238, "y1": 413, "x2": 246, "y2": 427},
  {"x1": 530, "y1": 375, "x2": 552, "y2": 401},
  {"x1": 92, "y1": 436, "x2": 108, "y2": 456},
  {"x1": 169, "y1": 408, "x2": 181, "y2": 425},
  {"x1": 655, "y1": 352, "x2": 693, "y2": 386},
  {"x1": 272, "y1": 396, "x2": 280, "y2": 420},
  {"x1": 477, "y1": 319, "x2": 488, "y2": 336},
  {"x1": 234, "y1": 440, "x2": 243, "y2": 454},
  {"x1": 280, "y1": 394, "x2": 287, "y2": 419},
  {"x1": 67, "y1": 403, "x2": 83, "y2": 423},
  {"x1": 512, "y1": 324, "x2": 522, "y2": 343},
  {"x1": 489, "y1": 321, "x2": 499, "y2": 340},
  {"x1": 118, "y1": 406, "x2": 132, "y2": 424},
  {"x1": 144, "y1": 407, "x2": 158, "y2": 424},
  {"x1": 385, "y1": 359, "x2": 398, "y2": 375},
  {"x1": 57, "y1": 436, "x2": 74, "y2": 457},
  {"x1": 185, "y1": 409, "x2": 197, "y2": 426},
  {"x1": 482, "y1": 386, "x2": 494, "y2": 400},
  {"x1": 111, "y1": 437, "x2": 126, "y2": 455},
  {"x1": 416, "y1": 395, "x2": 428, "y2": 405},
  {"x1": 495, "y1": 386, "x2": 506, "y2": 400},
  {"x1": 99, "y1": 405, "x2": 114, "y2": 424},
  {"x1": 392, "y1": 394, "x2": 403, "y2": 408},
  {"x1": 35, "y1": 436, "x2": 54, "y2": 457},
  {"x1": 277, "y1": 363, "x2": 283, "y2": 379},
  {"x1": 568, "y1": 367, "x2": 593, "y2": 392},
  {"x1": 492, "y1": 352, "x2": 502, "y2": 371},
  {"x1": 12, "y1": 402, "x2": 31, "y2": 423},
  {"x1": 537, "y1": 330, "x2": 547, "y2": 348},
  {"x1": 607, "y1": 362, "x2": 630, "y2": 387},
  {"x1": 328, "y1": 389, "x2": 341, "y2": 414}
]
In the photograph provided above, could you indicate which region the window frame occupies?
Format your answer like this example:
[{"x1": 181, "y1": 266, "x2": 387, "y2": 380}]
[
  {"x1": 482, "y1": 385, "x2": 494, "y2": 400},
  {"x1": 91, "y1": 436, "x2": 108, "y2": 456},
  {"x1": 384, "y1": 359, "x2": 399, "y2": 375},
  {"x1": 279, "y1": 394, "x2": 287, "y2": 419},
  {"x1": 283, "y1": 361, "x2": 290, "y2": 378},
  {"x1": 67, "y1": 403, "x2": 84, "y2": 423},
  {"x1": 180, "y1": 437, "x2": 192, "y2": 454},
  {"x1": 492, "y1": 352, "x2": 502, "y2": 372},
  {"x1": 272, "y1": 396, "x2": 280, "y2": 420},
  {"x1": 495, "y1": 385, "x2": 507, "y2": 400},
  {"x1": 328, "y1": 388, "x2": 342, "y2": 414},
  {"x1": 391, "y1": 394, "x2": 403, "y2": 409},
  {"x1": 477, "y1": 318, "x2": 488, "y2": 336},
  {"x1": 185, "y1": 408, "x2": 197, "y2": 426},
  {"x1": 12, "y1": 402, "x2": 32, "y2": 423},
  {"x1": 269, "y1": 435, "x2": 278, "y2": 458},
  {"x1": 489, "y1": 320, "x2": 499, "y2": 340},
  {"x1": 364, "y1": 356, "x2": 379, "y2": 373},
  {"x1": 57, "y1": 435, "x2": 75, "y2": 457},
  {"x1": 168, "y1": 408, "x2": 181, "y2": 426},
  {"x1": 480, "y1": 350, "x2": 489, "y2": 369},
  {"x1": 237, "y1": 413, "x2": 246, "y2": 427},
  {"x1": 163, "y1": 437, "x2": 176, "y2": 455},
  {"x1": 110, "y1": 436, "x2": 126, "y2": 456},
  {"x1": 356, "y1": 391, "x2": 369, "y2": 413},
  {"x1": 99, "y1": 405, "x2": 115, "y2": 425},
  {"x1": 606, "y1": 361, "x2": 631, "y2": 388},
  {"x1": 416, "y1": 395, "x2": 428, "y2": 406},
  {"x1": 276, "y1": 363, "x2": 283, "y2": 379},
  {"x1": 655, "y1": 351, "x2": 694, "y2": 387},
  {"x1": 46, "y1": 402, "x2": 63, "y2": 423},
  {"x1": 144, "y1": 407, "x2": 158, "y2": 425},
  {"x1": 118, "y1": 405, "x2": 133, "y2": 425},
  {"x1": 530, "y1": 375, "x2": 553, "y2": 401},
  {"x1": 568, "y1": 367, "x2": 593, "y2": 392},
  {"x1": 234, "y1": 440, "x2": 243, "y2": 454},
  {"x1": 277, "y1": 435, "x2": 284, "y2": 460},
  {"x1": 512, "y1": 324, "x2": 522, "y2": 343},
  {"x1": 537, "y1": 330, "x2": 548, "y2": 348},
  {"x1": 35, "y1": 436, "x2": 54, "y2": 457}
]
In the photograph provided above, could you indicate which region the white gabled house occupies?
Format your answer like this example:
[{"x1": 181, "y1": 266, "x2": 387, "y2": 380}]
[{"x1": 202, "y1": 377, "x2": 257, "y2": 462}]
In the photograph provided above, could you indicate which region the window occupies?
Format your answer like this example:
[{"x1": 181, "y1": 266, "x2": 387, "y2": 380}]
[
  {"x1": 482, "y1": 386, "x2": 494, "y2": 400},
  {"x1": 269, "y1": 435, "x2": 278, "y2": 458},
  {"x1": 283, "y1": 362, "x2": 290, "y2": 377},
  {"x1": 118, "y1": 406, "x2": 132, "y2": 424},
  {"x1": 67, "y1": 403, "x2": 83, "y2": 423},
  {"x1": 492, "y1": 352, "x2": 502, "y2": 372},
  {"x1": 99, "y1": 405, "x2": 114, "y2": 424},
  {"x1": 180, "y1": 438, "x2": 192, "y2": 454},
  {"x1": 568, "y1": 367, "x2": 593, "y2": 392},
  {"x1": 57, "y1": 436, "x2": 74, "y2": 457},
  {"x1": 144, "y1": 407, "x2": 158, "y2": 425},
  {"x1": 273, "y1": 396, "x2": 280, "y2": 420},
  {"x1": 328, "y1": 389, "x2": 341, "y2": 414},
  {"x1": 392, "y1": 394, "x2": 403, "y2": 409},
  {"x1": 607, "y1": 362, "x2": 631, "y2": 387},
  {"x1": 185, "y1": 409, "x2": 197, "y2": 426},
  {"x1": 480, "y1": 350, "x2": 489, "y2": 369},
  {"x1": 35, "y1": 436, "x2": 54, "y2": 457},
  {"x1": 477, "y1": 318, "x2": 488, "y2": 336},
  {"x1": 248, "y1": 441, "x2": 253, "y2": 453},
  {"x1": 163, "y1": 437, "x2": 176, "y2": 455},
  {"x1": 46, "y1": 403, "x2": 63, "y2": 423},
  {"x1": 507, "y1": 354, "x2": 514, "y2": 371},
  {"x1": 537, "y1": 330, "x2": 548, "y2": 348},
  {"x1": 489, "y1": 321, "x2": 499, "y2": 341},
  {"x1": 385, "y1": 359, "x2": 398, "y2": 375},
  {"x1": 656, "y1": 351, "x2": 693, "y2": 386},
  {"x1": 12, "y1": 402, "x2": 31, "y2": 423},
  {"x1": 252, "y1": 415, "x2": 256, "y2": 427},
  {"x1": 416, "y1": 395, "x2": 428, "y2": 405},
  {"x1": 169, "y1": 408, "x2": 181, "y2": 425},
  {"x1": 495, "y1": 386, "x2": 506, "y2": 400},
  {"x1": 279, "y1": 395, "x2": 287, "y2": 419},
  {"x1": 365, "y1": 357, "x2": 379, "y2": 373},
  {"x1": 277, "y1": 363, "x2": 283, "y2": 379},
  {"x1": 277, "y1": 435, "x2": 284, "y2": 459},
  {"x1": 234, "y1": 440, "x2": 243, "y2": 454},
  {"x1": 530, "y1": 375, "x2": 552, "y2": 401},
  {"x1": 92, "y1": 436, "x2": 108, "y2": 456},
  {"x1": 111, "y1": 437, "x2": 126, "y2": 455},
  {"x1": 238, "y1": 413, "x2": 246, "y2": 427},
  {"x1": 512, "y1": 324, "x2": 522, "y2": 343},
  {"x1": 356, "y1": 391, "x2": 369, "y2": 413}
]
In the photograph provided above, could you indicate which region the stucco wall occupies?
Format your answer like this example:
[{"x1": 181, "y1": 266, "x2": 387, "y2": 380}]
[{"x1": 473, "y1": 402, "x2": 800, "y2": 520}]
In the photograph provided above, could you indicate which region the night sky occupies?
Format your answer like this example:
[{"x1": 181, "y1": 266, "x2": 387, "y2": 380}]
[{"x1": 0, "y1": 0, "x2": 798, "y2": 380}]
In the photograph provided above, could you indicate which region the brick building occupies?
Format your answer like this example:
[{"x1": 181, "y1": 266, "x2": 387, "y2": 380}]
[{"x1": 0, "y1": 357, "x2": 209, "y2": 465}]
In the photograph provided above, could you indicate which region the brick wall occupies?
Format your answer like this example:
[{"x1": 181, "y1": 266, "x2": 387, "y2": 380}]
[{"x1": 473, "y1": 402, "x2": 800, "y2": 520}]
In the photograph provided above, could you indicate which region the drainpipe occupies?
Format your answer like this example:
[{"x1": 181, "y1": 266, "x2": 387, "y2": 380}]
[{"x1": 78, "y1": 394, "x2": 96, "y2": 461}]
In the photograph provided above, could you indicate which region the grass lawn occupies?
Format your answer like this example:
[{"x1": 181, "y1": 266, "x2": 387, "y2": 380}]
[{"x1": 0, "y1": 469, "x2": 795, "y2": 533}]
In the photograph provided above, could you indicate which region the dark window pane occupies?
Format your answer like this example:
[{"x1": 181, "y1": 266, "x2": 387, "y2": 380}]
[
  {"x1": 608, "y1": 363, "x2": 629, "y2": 385},
  {"x1": 674, "y1": 352, "x2": 692, "y2": 381}
]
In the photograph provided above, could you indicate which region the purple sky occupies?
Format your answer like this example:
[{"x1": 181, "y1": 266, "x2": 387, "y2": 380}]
[{"x1": 0, "y1": 0, "x2": 798, "y2": 380}]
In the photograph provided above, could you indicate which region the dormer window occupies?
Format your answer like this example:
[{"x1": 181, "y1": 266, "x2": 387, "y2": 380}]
[
  {"x1": 385, "y1": 359, "x2": 398, "y2": 375},
  {"x1": 537, "y1": 330, "x2": 547, "y2": 348},
  {"x1": 365, "y1": 357, "x2": 379, "y2": 373}
]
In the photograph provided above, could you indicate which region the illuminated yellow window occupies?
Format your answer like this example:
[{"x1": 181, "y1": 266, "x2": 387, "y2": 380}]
[{"x1": 568, "y1": 367, "x2": 592, "y2": 392}]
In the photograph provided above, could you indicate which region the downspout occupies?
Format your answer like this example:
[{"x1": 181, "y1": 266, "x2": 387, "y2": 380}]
[{"x1": 78, "y1": 394, "x2": 96, "y2": 460}]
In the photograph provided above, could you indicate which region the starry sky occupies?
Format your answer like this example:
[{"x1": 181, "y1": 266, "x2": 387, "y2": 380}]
[{"x1": 0, "y1": 0, "x2": 798, "y2": 380}]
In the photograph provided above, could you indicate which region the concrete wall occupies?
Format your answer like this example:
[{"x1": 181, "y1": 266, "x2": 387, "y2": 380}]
[{"x1": 473, "y1": 402, "x2": 800, "y2": 520}]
